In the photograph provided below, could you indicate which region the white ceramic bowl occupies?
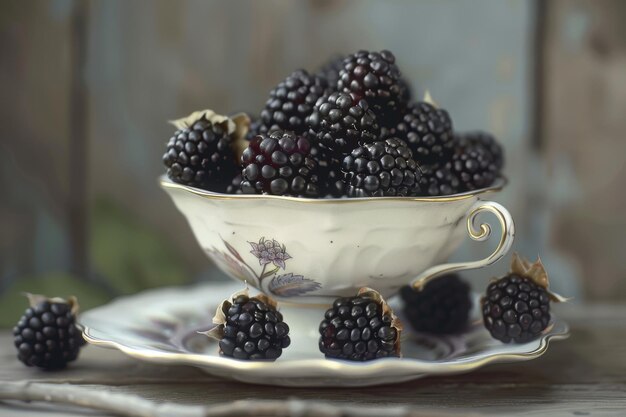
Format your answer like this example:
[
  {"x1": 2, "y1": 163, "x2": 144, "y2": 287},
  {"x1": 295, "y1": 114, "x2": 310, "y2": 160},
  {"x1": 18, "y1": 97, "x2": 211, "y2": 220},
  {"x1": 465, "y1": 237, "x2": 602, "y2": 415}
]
[{"x1": 161, "y1": 176, "x2": 514, "y2": 304}]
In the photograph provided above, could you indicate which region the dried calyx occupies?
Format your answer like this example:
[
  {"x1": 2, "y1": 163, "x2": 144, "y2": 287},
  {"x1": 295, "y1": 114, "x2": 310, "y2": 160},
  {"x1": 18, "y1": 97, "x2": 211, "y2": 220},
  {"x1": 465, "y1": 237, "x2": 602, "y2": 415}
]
[
  {"x1": 357, "y1": 287, "x2": 403, "y2": 356},
  {"x1": 202, "y1": 286, "x2": 277, "y2": 341},
  {"x1": 25, "y1": 293, "x2": 80, "y2": 315},
  {"x1": 509, "y1": 253, "x2": 569, "y2": 303}
]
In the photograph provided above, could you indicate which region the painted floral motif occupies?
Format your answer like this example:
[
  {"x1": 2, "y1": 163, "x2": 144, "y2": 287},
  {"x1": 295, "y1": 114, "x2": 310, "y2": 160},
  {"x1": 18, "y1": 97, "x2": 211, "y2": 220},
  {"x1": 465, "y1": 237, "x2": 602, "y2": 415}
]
[
  {"x1": 269, "y1": 273, "x2": 322, "y2": 297},
  {"x1": 207, "y1": 236, "x2": 321, "y2": 297},
  {"x1": 249, "y1": 238, "x2": 291, "y2": 269}
]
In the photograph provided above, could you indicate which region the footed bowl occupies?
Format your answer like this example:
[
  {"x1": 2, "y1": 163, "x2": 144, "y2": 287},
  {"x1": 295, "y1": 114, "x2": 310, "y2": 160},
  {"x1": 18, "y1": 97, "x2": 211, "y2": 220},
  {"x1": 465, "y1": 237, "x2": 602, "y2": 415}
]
[{"x1": 160, "y1": 176, "x2": 514, "y2": 304}]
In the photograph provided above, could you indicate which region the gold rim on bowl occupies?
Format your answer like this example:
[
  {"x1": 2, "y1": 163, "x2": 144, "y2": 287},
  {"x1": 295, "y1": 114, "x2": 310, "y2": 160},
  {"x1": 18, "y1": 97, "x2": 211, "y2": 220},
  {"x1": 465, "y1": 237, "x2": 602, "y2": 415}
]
[{"x1": 159, "y1": 175, "x2": 507, "y2": 203}]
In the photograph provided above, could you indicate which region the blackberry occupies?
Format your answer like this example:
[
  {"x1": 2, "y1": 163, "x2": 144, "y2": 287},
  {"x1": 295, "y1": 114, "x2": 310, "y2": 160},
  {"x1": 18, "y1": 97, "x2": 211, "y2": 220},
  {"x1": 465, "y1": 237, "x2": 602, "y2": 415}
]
[
  {"x1": 482, "y1": 274, "x2": 550, "y2": 343},
  {"x1": 307, "y1": 92, "x2": 380, "y2": 155},
  {"x1": 342, "y1": 137, "x2": 421, "y2": 197},
  {"x1": 316, "y1": 54, "x2": 346, "y2": 87},
  {"x1": 319, "y1": 291, "x2": 400, "y2": 361},
  {"x1": 226, "y1": 172, "x2": 243, "y2": 194},
  {"x1": 163, "y1": 117, "x2": 238, "y2": 191},
  {"x1": 260, "y1": 70, "x2": 327, "y2": 134},
  {"x1": 395, "y1": 102, "x2": 454, "y2": 162},
  {"x1": 13, "y1": 296, "x2": 85, "y2": 369},
  {"x1": 416, "y1": 162, "x2": 461, "y2": 196},
  {"x1": 337, "y1": 50, "x2": 407, "y2": 126},
  {"x1": 217, "y1": 293, "x2": 290, "y2": 360},
  {"x1": 451, "y1": 131, "x2": 504, "y2": 191},
  {"x1": 311, "y1": 145, "x2": 345, "y2": 197},
  {"x1": 241, "y1": 130, "x2": 319, "y2": 197},
  {"x1": 400, "y1": 274, "x2": 472, "y2": 335}
]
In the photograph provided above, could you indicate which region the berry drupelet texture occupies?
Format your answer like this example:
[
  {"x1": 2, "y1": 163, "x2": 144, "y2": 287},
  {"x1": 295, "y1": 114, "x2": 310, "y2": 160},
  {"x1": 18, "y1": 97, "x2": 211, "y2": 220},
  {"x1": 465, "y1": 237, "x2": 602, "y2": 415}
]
[
  {"x1": 13, "y1": 299, "x2": 84, "y2": 369},
  {"x1": 416, "y1": 162, "x2": 461, "y2": 196},
  {"x1": 395, "y1": 102, "x2": 454, "y2": 162},
  {"x1": 451, "y1": 131, "x2": 504, "y2": 191},
  {"x1": 482, "y1": 274, "x2": 551, "y2": 343},
  {"x1": 400, "y1": 275, "x2": 472, "y2": 335},
  {"x1": 319, "y1": 295, "x2": 399, "y2": 361},
  {"x1": 241, "y1": 130, "x2": 319, "y2": 197},
  {"x1": 260, "y1": 70, "x2": 327, "y2": 134},
  {"x1": 307, "y1": 92, "x2": 379, "y2": 155},
  {"x1": 163, "y1": 118, "x2": 238, "y2": 191},
  {"x1": 337, "y1": 50, "x2": 408, "y2": 126},
  {"x1": 219, "y1": 294, "x2": 291, "y2": 360},
  {"x1": 342, "y1": 137, "x2": 421, "y2": 197},
  {"x1": 316, "y1": 54, "x2": 346, "y2": 88},
  {"x1": 311, "y1": 145, "x2": 346, "y2": 197}
]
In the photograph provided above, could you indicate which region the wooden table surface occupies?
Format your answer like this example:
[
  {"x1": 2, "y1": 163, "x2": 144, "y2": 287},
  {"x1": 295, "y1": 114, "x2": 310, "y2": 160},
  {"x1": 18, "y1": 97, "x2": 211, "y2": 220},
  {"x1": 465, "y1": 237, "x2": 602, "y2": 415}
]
[{"x1": 1, "y1": 304, "x2": 625, "y2": 417}]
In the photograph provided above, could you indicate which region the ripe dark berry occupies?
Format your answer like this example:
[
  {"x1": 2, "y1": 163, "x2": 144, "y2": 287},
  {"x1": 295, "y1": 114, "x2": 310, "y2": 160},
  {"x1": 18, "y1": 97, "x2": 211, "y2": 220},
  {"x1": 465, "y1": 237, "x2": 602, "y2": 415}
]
[
  {"x1": 482, "y1": 274, "x2": 551, "y2": 343},
  {"x1": 415, "y1": 162, "x2": 461, "y2": 196},
  {"x1": 307, "y1": 92, "x2": 380, "y2": 155},
  {"x1": 241, "y1": 130, "x2": 319, "y2": 197},
  {"x1": 163, "y1": 118, "x2": 238, "y2": 191},
  {"x1": 319, "y1": 294, "x2": 400, "y2": 361},
  {"x1": 260, "y1": 70, "x2": 328, "y2": 134},
  {"x1": 400, "y1": 275, "x2": 472, "y2": 335},
  {"x1": 218, "y1": 294, "x2": 290, "y2": 360},
  {"x1": 342, "y1": 137, "x2": 422, "y2": 197},
  {"x1": 395, "y1": 102, "x2": 454, "y2": 162},
  {"x1": 311, "y1": 145, "x2": 346, "y2": 197},
  {"x1": 316, "y1": 54, "x2": 346, "y2": 88},
  {"x1": 337, "y1": 50, "x2": 408, "y2": 127},
  {"x1": 225, "y1": 172, "x2": 243, "y2": 194},
  {"x1": 451, "y1": 131, "x2": 504, "y2": 191},
  {"x1": 13, "y1": 297, "x2": 85, "y2": 369}
]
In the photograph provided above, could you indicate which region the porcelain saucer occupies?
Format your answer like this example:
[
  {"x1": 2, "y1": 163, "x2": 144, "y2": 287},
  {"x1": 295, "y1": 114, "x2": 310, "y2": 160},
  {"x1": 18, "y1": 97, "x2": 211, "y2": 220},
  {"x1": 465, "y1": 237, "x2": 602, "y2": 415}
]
[{"x1": 80, "y1": 282, "x2": 569, "y2": 387}]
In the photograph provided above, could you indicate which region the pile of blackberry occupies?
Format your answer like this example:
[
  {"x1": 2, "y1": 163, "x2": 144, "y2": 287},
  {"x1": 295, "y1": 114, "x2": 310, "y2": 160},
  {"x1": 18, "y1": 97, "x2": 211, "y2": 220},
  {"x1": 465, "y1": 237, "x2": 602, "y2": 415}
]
[{"x1": 162, "y1": 49, "x2": 505, "y2": 197}]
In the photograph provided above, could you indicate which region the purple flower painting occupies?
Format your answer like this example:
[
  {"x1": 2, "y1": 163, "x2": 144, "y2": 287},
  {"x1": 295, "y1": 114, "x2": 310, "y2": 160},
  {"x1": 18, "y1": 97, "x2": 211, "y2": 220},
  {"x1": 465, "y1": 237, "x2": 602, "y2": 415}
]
[
  {"x1": 207, "y1": 236, "x2": 320, "y2": 297},
  {"x1": 249, "y1": 238, "x2": 292, "y2": 270}
]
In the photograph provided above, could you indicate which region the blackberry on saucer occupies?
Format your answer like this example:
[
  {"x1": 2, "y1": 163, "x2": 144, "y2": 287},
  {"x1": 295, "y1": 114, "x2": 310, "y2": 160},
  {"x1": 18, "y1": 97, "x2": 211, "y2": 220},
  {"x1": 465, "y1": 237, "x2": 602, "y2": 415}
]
[
  {"x1": 319, "y1": 288, "x2": 401, "y2": 361},
  {"x1": 400, "y1": 274, "x2": 471, "y2": 335},
  {"x1": 13, "y1": 294, "x2": 85, "y2": 370},
  {"x1": 162, "y1": 110, "x2": 240, "y2": 191},
  {"x1": 337, "y1": 50, "x2": 408, "y2": 126},
  {"x1": 241, "y1": 130, "x2": 319, "y2": 197},
  {"x1": 395, "y1": 101, "x2": 454, "y2": 162},
  {"x1": 482, "y1": 254, "x2": 568, "y2": 344},
  {"x1": 260, "y1": 70, "x2": 327, "y2": 134},
  {"x1": 451, "y1": 131, "x2": 504, "y2": 191},
  {"x1": 307, "y1": 91, "x2": 380, "y2": 155},
  {"x1": 342, "y1": 138, "x2": 421, "y2": 197},
  {"x1": 203, "y1": 288, "x2": 290, "y2": 360}
]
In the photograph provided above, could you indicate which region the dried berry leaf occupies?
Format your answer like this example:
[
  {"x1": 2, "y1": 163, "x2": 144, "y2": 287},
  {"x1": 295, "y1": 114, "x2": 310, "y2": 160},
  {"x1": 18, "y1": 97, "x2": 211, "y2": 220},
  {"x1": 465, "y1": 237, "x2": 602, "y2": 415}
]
[
  {"x1": 169, "y1": 109, "x2": 236, "y2": 136},
  {"x1": 423, "y1": 90, "x2": 438, "y2": 108},
  {"x1": 229, "y1": 112, "x2": 251, "y2": 161},
  {"x1": 510, "y1": 253, "x2": 569, "y2": 303},
  {"x1": 24, "y1": 293, "x2": 80, "y2": 315},
  {"x1": 199, "y1": 286, "x2": 279, "y2": 342},
  {"x1": 357, "y1": 287, "x2": 403, "y2": 356}
]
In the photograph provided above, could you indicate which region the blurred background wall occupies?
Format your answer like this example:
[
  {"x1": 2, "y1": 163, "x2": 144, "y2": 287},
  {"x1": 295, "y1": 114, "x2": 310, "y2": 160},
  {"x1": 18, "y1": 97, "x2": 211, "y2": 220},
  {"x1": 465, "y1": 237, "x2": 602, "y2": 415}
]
[{"x1": 1, "y1": 0, "x2": 625, "y2": 325}]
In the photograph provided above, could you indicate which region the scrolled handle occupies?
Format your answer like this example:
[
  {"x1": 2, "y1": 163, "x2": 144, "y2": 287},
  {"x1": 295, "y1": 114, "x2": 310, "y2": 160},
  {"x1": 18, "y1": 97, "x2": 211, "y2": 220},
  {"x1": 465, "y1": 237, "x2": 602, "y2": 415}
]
[{"x1": 411, "y1": 200, "x2": 515, "y2": 290}]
